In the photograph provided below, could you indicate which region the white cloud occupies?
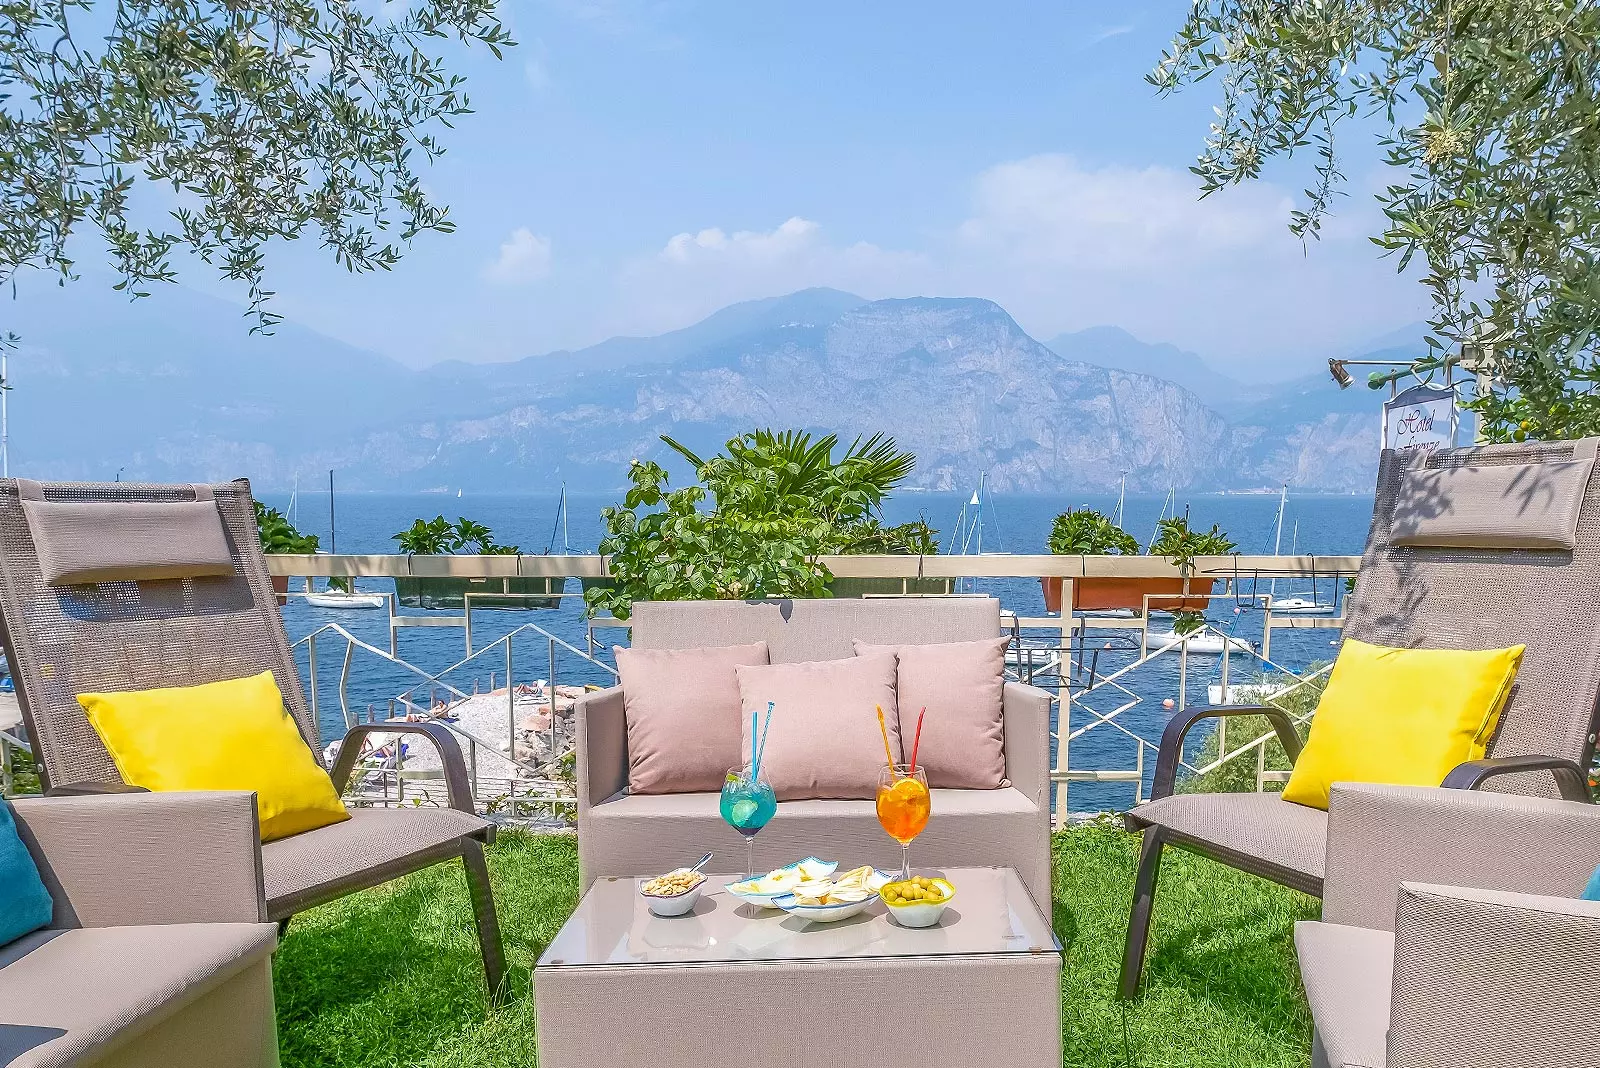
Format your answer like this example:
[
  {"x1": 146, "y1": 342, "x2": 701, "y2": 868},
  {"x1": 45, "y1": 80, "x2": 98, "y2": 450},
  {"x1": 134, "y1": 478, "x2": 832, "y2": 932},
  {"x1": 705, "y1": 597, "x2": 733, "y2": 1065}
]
[
  {"x1": 613, "y1": 217, "x2": 928, "y2": 332},
  {"x1": 483, "y1": 229, "x2": 553, "y2": 285},
  {"x1": 523, "y1": 38, "x2": 551, "y2": 91},
  {"x1": 1086, "y1": 23, "x2": 1135, "y2": 46},
  {"x1": 597, "y1": 157, "x2": 1425, "y2": 376},
  {"x1": 956, "y1": 154, "x2": 1290, "y2": 270}
]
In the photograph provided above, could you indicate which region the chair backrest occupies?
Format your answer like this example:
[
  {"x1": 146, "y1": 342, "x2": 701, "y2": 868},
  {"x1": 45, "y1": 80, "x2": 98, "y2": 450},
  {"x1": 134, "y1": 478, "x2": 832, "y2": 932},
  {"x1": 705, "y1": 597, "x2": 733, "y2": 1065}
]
[
  {"x1": 1345, "y1": 440, "x2": 1600, "y2": 795},
  {"x1": 629, "y1": 597, "x2": 1001, "y2": 662},
  {"x1": 0, "y1": 479, "x2": 316, "y2": 792}
]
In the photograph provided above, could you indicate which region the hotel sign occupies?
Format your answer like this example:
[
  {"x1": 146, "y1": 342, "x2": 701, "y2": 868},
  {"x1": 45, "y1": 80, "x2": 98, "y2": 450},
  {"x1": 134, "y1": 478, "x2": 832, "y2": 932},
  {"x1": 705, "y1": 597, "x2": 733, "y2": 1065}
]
[{"x1": 1383, "y1": 383, "x2": 1458, "y2": 454}]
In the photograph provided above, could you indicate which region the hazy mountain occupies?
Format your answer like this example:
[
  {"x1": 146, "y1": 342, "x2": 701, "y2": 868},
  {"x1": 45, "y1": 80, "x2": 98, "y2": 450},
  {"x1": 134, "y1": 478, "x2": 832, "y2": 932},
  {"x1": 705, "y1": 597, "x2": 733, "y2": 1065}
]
[
  {"x1": 0, "y1": 284, "x2": 1400, "y2": 493},
  {"x1": 1044, "y1": 327, "x2": 1256, "y2": 411},
  {"x1": 1, "y1": 280, "x2": 413, "y2": 482}
]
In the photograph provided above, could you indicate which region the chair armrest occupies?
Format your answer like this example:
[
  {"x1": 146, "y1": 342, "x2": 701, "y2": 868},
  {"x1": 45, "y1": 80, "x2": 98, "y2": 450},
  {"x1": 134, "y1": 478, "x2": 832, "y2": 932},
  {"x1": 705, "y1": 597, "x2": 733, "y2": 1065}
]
[
  {"x1": 1387, "y1": 881, "x2": 1600, "y2": 1068},
  {"x1": 45, "y1": 782, "x2": 149, "y2": 796},
  {"x1": 1150, "y1": 704, "x2": 1303, "y2": 800},
  {"x1": 575, "y1": 685, "x2": 627, "y2": 813},
  {"x1": 10, "y1": 791, "x2": 267, "y2": 926},
  {"x1": 330, "y1": 721, "x2": 475, "y2": 814},
  {"x1": 1002, "y1": 681, "x2": 1051, "y2": 811},
  {"x1": 1441, "y1": 753, "x2": 1593, "y2": 801},
  {"x1": 1322, "y1": 782, "x2": 1600, "y2": 931}
]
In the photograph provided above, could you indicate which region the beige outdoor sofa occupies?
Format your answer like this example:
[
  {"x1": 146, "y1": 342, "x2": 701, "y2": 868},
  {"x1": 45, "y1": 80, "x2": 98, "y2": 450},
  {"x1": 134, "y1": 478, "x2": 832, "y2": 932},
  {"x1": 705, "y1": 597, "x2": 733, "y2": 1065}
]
[
  {"x1": 575, "y1": 597, "x2": 1054, "y2": 907},
  {"x1": 1298, "y1": 783, "x2": 1600, "y2": 1068},
  {"x1": 1, "y1": 791, "x2": 280, "y2": 1068}
]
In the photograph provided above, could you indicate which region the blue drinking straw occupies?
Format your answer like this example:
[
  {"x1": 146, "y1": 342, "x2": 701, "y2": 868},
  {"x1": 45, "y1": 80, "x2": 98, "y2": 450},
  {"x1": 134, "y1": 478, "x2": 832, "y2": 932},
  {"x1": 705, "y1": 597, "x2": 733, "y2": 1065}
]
[
  {"x1": 750, "y1": 709, "x2": 758, "y2": 775},
  {"x1": 754, "y1": 701, "x2": 775, "y2": 780}
]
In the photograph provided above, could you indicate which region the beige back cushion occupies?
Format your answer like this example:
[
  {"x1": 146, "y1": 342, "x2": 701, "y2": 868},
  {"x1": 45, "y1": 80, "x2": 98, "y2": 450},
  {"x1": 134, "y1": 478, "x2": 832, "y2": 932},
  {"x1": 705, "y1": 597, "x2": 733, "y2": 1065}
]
[
  {"x1": 734, "y1": 654, "x2": 900, "y2": 801},
  {"x1": 630, "y1": 597, "x2": 1000, "y2": 662},
  {"x1": 20, "y1": 492, "x2": 234, "y2": 586},
  {"x1": 613, "y1": 642, "x2": 770, "y2": 794},
  {"x1": 855, "y1": 637, "x2": 1009, "y2": 790},
  {"x1": 1391, "y1": 448, "x2": 1596, "y2": 551}
]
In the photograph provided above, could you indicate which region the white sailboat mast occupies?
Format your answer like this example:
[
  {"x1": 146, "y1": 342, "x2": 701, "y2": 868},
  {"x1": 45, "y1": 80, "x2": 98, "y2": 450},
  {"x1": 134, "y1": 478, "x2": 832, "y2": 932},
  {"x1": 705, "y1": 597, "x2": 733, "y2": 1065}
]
[{"x1": 1270, "y1": 483, "x2": 1288, "y2": 599}]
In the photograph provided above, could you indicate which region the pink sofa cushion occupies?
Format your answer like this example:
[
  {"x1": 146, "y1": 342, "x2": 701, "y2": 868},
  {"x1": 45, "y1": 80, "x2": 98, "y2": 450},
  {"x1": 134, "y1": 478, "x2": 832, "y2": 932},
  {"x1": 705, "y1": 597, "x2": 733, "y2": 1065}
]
[
  {"x1": 614, "y1": 641, "x2": 770, "y2": 794},
  {"x1": 854, "y1": 636, "x2": 1008, "y2": 789},
  {"x1": 734, "y1": 654, "x2": 901, "y2": 801}
]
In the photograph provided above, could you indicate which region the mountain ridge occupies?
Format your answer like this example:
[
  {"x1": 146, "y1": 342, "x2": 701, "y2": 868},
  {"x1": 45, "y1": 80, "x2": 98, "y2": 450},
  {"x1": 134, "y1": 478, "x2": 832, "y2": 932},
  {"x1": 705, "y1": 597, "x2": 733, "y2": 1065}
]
[{"x1": 1, "y1": 284, "x2": 1407, "y2": 492}]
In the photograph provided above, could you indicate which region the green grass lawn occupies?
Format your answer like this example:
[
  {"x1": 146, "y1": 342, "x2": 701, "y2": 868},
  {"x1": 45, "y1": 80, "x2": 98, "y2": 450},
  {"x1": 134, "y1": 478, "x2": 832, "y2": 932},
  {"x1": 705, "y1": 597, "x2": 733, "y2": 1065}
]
[{"x1": 274, "y1": 824, "x2": 1317, "y2": 1068}]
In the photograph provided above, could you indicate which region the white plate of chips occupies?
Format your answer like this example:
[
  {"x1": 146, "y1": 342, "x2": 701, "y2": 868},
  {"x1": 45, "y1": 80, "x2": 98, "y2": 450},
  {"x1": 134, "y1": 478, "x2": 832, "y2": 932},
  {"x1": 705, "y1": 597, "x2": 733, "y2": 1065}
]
[
  {"x1": 771, "y1": 865, "x2": 893, "y2": 922},
  {"x1": 726, "y1": 857, "x2": 838, "y2": 909}
]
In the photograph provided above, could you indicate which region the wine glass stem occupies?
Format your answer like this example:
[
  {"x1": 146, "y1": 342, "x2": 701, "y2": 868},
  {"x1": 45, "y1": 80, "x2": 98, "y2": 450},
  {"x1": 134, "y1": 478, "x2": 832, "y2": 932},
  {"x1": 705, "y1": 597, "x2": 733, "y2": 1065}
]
[
  {"x1": 900, "y1": 841, "x2": 911, "y2": 881},
  {"x1": 745, "y1": 835, "x2": 755, "y2": 877}
]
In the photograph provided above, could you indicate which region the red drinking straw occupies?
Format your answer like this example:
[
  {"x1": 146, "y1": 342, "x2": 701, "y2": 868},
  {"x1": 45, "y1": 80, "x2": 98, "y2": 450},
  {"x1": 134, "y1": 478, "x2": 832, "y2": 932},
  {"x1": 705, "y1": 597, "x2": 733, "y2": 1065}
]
[{"x1": 908, "y1": 706, "x2": 926, "y2": 774}]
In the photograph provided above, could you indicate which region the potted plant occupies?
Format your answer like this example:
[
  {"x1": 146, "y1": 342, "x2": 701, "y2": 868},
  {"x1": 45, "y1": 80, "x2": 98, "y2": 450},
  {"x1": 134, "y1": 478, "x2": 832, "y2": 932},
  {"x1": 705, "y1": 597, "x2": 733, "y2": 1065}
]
[
  {"x1": 1042, "y1": 510, "x2": 1235, "y2": 614},
  {"x1": 254, "y1": 502, "x2": 318, "y2": 598},
  {"x1": 392, "y1": 516, "x2": 564, "y2": 609},
  {"x1": 1041, "y1": 508, "x2": 1138, "y2": 612},
  {"x1": 1142, "y1": 515, "x2": 1236, "y2": 613}
]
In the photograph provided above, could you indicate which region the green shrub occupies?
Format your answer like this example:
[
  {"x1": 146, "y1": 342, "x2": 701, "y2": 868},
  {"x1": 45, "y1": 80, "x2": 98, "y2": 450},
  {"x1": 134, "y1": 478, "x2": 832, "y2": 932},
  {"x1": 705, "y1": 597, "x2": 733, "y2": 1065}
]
[
  {"x1": 1047, "y1": 508, "x2": 1139, "y2": 555},
  {"x1": 254, "y1": 502, "x2": 319, "y2": 554},
  {"x1": 586, "y1": 430, "x2": 930, "y2": 619},
  {"x1": 1179, "y1": 670, "x2": 1325, "y2": 794}
]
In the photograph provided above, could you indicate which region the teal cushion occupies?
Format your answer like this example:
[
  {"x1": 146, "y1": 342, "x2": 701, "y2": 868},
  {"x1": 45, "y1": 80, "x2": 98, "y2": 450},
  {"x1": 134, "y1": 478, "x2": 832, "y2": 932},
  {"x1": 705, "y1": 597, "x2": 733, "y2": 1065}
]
[
  {"x1": 1584, "y1": 864, "x2": 1600, "y2": 902},
  {"x1": 0, "y1": 799, "x2": 52, "y2": 945}
]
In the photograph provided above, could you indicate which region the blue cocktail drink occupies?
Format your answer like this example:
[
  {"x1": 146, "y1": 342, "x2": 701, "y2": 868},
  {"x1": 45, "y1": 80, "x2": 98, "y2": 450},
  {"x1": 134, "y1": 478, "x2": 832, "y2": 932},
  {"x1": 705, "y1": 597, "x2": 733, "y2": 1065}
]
[{"x1": 720, "y1": 764, "x2": 776, "y2": 876}]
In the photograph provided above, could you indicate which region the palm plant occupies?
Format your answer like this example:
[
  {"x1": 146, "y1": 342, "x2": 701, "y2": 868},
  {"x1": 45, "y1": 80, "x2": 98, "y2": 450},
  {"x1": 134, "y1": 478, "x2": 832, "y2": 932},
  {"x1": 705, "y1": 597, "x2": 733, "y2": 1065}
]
[
  {"x1": 661, "y1": 429, "x2": 922, "y2": 548},
  {"x1": 589, "y1": 429, "x2": 933, "y2": 619}
]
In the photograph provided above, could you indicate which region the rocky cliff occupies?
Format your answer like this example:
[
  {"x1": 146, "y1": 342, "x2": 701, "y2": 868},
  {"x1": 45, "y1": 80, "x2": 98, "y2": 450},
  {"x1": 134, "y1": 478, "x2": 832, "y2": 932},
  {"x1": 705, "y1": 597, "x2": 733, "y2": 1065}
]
[{"x1": 3, "y1": 285, "x2": 1392, "y2": 492}]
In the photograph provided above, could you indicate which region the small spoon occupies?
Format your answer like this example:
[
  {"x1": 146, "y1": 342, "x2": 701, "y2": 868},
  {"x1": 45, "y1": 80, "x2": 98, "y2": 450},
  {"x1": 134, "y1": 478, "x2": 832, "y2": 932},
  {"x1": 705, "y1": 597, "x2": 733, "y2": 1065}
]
[{"x1": 688, "y1": 852, "x2": 713, "y2": 874}]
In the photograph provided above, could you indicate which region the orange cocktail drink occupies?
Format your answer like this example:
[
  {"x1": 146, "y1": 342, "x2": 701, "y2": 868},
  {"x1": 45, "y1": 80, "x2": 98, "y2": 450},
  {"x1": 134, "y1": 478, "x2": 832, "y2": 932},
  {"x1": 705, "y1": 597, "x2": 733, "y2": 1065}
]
[{"x1": 876, "y1": 764, "x2": 929, "y2": 880}]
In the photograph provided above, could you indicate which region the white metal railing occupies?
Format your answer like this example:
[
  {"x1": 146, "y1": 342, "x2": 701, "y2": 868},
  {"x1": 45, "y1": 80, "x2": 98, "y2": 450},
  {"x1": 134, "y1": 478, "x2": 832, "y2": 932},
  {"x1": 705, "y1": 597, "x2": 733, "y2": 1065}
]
[
  {"x1": 292, "y1": 617, "x2": 614, "y2": 819},
  {"x1": 271, "y1": 552, "x2": 1360, "y2": 819}
]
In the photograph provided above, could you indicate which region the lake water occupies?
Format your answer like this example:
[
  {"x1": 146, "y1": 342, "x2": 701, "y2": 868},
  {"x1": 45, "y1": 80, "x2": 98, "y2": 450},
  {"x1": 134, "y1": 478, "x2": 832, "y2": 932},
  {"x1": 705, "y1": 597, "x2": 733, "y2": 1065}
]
[{"x1": 265, "y1": 490, "x2": 1374, "y2": 811}]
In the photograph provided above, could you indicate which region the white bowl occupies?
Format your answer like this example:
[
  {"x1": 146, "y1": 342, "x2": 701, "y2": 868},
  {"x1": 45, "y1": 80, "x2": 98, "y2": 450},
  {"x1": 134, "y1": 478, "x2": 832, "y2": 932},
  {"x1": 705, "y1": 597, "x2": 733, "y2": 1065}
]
[
  {"x1": 640, "y1": 872, "x2": 705, "y2": 917},
  {"x1": 725, "y1": 857, "x2": 838, "y2": 909},
  {"x1": 880, "y1": 877, "x2": 955, "y2": 928},
  {"x1": 771, "y1": 893, "x2": 875, "y2": 923},
  {"x1": 771, "y1": 870, "x2": 893, "y2": 923}
]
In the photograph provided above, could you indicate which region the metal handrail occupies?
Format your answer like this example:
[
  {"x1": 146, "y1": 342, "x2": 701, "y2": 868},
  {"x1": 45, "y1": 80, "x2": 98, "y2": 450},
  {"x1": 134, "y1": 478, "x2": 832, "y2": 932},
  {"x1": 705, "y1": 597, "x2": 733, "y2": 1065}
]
[
  {"x1": 292, "y1": 623, "x2": 523, "y2": 772},
  {"x1": 292, "y1": 616, "x2": 617, "y2": 808}
]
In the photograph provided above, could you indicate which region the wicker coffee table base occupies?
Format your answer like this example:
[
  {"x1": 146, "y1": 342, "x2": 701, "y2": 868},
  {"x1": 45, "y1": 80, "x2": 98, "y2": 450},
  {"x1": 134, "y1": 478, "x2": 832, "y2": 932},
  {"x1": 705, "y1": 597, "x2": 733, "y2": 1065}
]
[{"x1": 535, "y1": 952, "x2": 1061, "y2": 1067}]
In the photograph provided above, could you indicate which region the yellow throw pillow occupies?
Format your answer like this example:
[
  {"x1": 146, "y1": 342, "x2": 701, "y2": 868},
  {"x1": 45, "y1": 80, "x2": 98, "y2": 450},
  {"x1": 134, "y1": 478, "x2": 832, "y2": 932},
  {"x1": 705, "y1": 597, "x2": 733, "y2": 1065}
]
[
  {"x1": 1281, "y1": 638, "x2": 1524, "y2": 810},
  {"x1": 78, "y1": 670, "x2": 349, "y2": 841}
]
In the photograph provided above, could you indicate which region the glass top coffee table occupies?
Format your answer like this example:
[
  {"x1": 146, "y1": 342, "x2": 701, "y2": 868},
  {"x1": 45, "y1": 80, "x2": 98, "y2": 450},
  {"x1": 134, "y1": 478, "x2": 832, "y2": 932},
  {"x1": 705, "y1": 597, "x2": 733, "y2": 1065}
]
[
  {"x1": 539, "y1": 865, "x2": 1058, "y2": 968},
  {"x1": 534, "y1": 866, "x2": 1062, "y2": 1067}
]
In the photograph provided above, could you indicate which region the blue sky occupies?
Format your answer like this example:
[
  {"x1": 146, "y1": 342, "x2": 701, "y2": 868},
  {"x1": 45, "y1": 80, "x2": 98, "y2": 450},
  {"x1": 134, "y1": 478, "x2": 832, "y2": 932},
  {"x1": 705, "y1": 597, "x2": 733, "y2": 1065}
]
[{"x1": 62, "y1": 1, "x2": 1430, "y2": 379}]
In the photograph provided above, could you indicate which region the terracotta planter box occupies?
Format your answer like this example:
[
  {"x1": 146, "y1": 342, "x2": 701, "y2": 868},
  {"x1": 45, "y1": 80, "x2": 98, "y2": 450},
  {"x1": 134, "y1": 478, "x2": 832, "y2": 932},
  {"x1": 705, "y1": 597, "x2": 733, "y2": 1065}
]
[{"x1": 1040, "y1": 575, "x2": 1215, "y2": 613}]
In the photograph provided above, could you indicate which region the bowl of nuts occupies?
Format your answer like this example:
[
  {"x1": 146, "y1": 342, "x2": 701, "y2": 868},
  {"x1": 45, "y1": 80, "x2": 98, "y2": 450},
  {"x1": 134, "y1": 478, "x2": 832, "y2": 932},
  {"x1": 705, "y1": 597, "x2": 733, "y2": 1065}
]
[{"x1": 639, "y1": 869, "x2": 707, "y2": 917}]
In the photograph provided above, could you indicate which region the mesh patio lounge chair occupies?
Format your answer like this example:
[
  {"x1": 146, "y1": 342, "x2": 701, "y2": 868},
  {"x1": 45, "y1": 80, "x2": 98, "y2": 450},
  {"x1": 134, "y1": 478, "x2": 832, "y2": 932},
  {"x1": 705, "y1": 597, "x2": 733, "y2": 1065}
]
[
  {"x1": 0, "y1": 478, "x2": 506, "y2": 1001},
  {"x1": 3, "y1": 791, "x2": 280, "y2": 1068},
  {"x1": 1120, "y1": 438, "x2": 1600, "y2": 998},
  {"x1": 1297, "y1": 783, "x2": 1600, "y2": 1068}
]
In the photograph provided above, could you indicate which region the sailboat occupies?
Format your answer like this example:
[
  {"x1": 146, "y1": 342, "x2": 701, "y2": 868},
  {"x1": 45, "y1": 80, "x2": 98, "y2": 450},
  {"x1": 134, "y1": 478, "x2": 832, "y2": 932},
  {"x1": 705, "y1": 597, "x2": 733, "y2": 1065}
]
[
  {"x1": 1142, "y1": 627, "x2": 1254, "y2": 654},
  {"x1": 304, "y1": 470, "x2": 386, "y2": 610},
  {"x1": 1266, "y1": 485, "x2": 1333, "y2": 614}
]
